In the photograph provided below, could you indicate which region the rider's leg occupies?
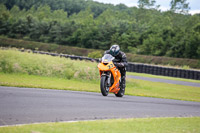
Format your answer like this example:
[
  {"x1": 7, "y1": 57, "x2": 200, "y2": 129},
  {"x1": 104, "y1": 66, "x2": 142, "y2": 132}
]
[{"x1": 119, "y1": 67, "x2": 126, "y2": 90}]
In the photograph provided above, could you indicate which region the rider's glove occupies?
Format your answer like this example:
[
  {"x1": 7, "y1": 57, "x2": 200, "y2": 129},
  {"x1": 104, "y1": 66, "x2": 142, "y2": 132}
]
[{"x1": 115, "y1": 63, "x2": 124, "y2": 67}]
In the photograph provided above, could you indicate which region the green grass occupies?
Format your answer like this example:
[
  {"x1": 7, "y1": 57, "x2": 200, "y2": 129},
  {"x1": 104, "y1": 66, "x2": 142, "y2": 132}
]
[
  {"x1": 126, "y1": 78, "x2": 200, "y2": 102},
  {"x1": 1, "y1": 117, "x2": 200, "y2": 133},
  {"x1": 0, "y1": 72, "x2": 200, "y2": 102},
  {"x1": 0, "y1": 73, "x2": 100, "y2": 93},
  {"x1": 0, "y1": 48, "x2": 99, "y2": 80}
]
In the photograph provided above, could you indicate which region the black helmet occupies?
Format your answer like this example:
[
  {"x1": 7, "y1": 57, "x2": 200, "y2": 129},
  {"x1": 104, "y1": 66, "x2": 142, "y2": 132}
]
[{"x1": 110, "y1": 44, "x2": 120, "y2": 56}]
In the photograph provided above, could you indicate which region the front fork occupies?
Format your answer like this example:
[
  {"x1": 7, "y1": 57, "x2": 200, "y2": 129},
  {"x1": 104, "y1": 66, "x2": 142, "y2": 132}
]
[
  {"x1": 107, "y1": 73, "x2": 111, "y2": 87},
  {"x1": 101, "y1": 71, "x2": 111, "y2": 89}
]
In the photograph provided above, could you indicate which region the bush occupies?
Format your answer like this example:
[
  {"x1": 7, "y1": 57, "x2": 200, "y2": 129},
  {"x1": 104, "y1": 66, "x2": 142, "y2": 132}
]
[
  {"x1": 88, "y1": 51, "x2": 103, "y2": 59},
  {"x1": 0, "y1": 36, "x2": 96, "y2": 56},
  {"x1": 0, "y1": 58, "x2": 13, "y2": 73}
]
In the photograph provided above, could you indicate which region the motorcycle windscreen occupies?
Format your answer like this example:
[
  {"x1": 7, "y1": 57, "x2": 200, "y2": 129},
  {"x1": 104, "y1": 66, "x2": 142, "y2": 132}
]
[{"x1": 102, "y1": 54, "x2": 115, "y2": 63}]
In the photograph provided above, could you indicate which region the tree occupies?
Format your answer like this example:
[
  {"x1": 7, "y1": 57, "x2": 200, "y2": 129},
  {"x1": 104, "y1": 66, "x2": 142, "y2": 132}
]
[
  {"x1": 0, "y1": 4, "x2": 10, "y2": 34},
  {"x1": 170, "y1": 0, "x2": 190, "y2": 14},
  {"x1": 137, "y1": 0, "x2": 158, "y2": 9},
  {"x1": 0, "y1": 1, "x2": 200, "y2": 59}
]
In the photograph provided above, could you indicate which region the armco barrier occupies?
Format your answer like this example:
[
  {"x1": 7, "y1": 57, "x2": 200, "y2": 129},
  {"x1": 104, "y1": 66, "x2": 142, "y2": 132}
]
[
  {"x1": 20, "y1": 49, "x2": 200, "y2": 80},
  {"x1": 127, "y1": 63, "x2": 200, "y2": 80}
]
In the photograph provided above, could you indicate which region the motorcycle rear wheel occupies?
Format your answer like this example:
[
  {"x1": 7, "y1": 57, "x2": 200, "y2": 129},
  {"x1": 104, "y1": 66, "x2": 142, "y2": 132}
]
[{"x1": 100, "y1": 75, "x2": 109, "y2": 96}]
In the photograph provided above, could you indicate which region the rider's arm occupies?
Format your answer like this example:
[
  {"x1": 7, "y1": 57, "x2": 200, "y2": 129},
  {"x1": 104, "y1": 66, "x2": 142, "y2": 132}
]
[
  {"x1": 114, "y1": 52, "x2": 128, "y2": 68},
  {"x1": 120, "y1": 52, "x2": 128, "y2": 67}
]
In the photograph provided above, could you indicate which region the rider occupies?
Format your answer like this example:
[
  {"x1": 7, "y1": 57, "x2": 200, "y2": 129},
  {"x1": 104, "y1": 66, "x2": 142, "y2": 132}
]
[{"x1": 104, "y1": 44, "x2": 128, "y2": 90}]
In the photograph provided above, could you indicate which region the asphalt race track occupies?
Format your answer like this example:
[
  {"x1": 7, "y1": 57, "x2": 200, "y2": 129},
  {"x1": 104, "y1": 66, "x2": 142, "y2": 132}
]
[{"x1": 0, "y1": 86, "x2": 200, "y2": 126}]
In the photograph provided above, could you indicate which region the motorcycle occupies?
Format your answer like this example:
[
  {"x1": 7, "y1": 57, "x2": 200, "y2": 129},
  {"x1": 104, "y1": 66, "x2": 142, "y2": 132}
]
[{"x1": 97, "y1": 54, "x2": 125, "y2": 97}]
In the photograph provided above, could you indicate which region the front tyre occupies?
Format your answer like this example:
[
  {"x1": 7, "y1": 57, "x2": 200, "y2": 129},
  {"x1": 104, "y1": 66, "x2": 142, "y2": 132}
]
[{"x1": 100, "y1": 75, "x2": 109, "y2": 96}]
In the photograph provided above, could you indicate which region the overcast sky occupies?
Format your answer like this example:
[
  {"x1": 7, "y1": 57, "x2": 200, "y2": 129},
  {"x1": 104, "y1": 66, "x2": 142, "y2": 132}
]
[{"x1": 93, "y1": 0, "x2": 200, "y2": 14}]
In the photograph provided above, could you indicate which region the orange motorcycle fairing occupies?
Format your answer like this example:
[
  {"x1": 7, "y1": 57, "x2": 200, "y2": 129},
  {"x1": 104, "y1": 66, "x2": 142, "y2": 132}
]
[{"x1": 98, "y1": 61, "x2": 121, "y2": 94}]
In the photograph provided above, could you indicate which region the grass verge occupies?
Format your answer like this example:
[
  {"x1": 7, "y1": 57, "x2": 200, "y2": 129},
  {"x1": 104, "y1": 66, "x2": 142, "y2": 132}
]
[
  {"x1": 0, "y1": 49, "x2": 99, "y2": 80},
  {"x1": 0, "y1": 117, "x2": 200, "y2": 133},
  {"x1": 0, "y1": 73, "x2": 200, "y2": 102},
  {"x1": 0, "y1": 73, "x2": 99, "y2": 93},
  {"x1": 126, "y1": 78, "x2": 200, "y2": 102}
]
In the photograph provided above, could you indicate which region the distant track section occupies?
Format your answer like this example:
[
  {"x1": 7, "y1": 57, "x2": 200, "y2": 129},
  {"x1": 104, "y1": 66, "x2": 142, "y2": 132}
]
[{"x1": 127, "y1": 75, "x2": 200, "y2": 87}]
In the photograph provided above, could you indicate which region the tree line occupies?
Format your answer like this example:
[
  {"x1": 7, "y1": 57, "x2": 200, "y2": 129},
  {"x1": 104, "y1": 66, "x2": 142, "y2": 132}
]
[{"x1": 0, "y1": 0, "x2": 200, "y2": 59}]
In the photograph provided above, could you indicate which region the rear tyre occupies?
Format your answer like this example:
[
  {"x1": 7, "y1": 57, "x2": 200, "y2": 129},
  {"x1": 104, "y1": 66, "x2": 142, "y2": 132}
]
[{"x1": 100, "y1": 75, "x2": 109, "y2": 96}]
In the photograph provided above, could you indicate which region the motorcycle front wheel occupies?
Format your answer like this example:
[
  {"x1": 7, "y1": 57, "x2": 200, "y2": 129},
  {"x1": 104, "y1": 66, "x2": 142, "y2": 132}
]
[{"x1": 100, "y1": 75, "x2": 109, "y2": 96}]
